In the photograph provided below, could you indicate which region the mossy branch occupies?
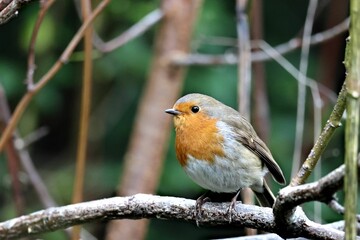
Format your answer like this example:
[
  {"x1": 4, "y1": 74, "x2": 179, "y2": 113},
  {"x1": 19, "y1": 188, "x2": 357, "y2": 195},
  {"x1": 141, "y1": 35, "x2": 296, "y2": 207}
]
[{"x1": 344, "y1": 0, "x2": 360, "y2": 238}]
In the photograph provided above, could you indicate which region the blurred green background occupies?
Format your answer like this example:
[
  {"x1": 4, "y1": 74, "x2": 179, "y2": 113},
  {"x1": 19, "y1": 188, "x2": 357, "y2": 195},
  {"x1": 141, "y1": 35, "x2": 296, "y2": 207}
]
[{"x1": 0, "y1": 0, "x2": 350, "y2": 239}]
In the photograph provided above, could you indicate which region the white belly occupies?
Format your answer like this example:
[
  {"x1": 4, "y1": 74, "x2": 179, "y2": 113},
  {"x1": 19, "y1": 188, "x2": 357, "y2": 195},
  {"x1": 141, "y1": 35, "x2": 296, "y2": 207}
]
[
  {"x1": 183, "y1": 121, "x2": 267, "y2": 193},
  {"x1": 184, "y1": 153, "x2": 266, "y2": 193}
]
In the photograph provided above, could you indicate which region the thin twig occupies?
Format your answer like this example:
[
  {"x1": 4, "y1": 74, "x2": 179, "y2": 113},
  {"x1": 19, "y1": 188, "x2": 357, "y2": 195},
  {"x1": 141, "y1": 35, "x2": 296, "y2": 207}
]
[
  {"x1": 95, "y1": 9, "x2": 163, "y2": 52},
  {"x1": 251, "y1": 0, "x2": 269, "y2": 141},
  {"x1": 255, "y1": 41, "x2": 333, "y2": 103},
  {"x1": 171, "y1": 17, "x2": 349, "y2": 66},
  {"x1": 71, "y1": 0, "x2": 93, "y2": 238},
  {"x1": 73, "y1": 0, "x2": 163, "y2": 53},
  {"x1": 0, "y1": 86, "x2": 70, "y2": 238},
  {"x1": 251, "y1": 17, "x2": 349, "y2": 62},
  {"x1": 25, "y1": 0, "x2": 55, "y2": 89},
  {"x1": 193, "y1": 17, "x2": 349, "y2": 50},
  {"x1": 312, "y1": 81, "x2": 323, "y2": 222},
  {"x1": 236, "y1": 0, "x2": 251, "y2": 118},
  {"x1": 290, "y1": 83, "x2": 346, "y2": 186},
  {"x1": 0, "y1": 0, "x2": 111, "y2": 153},
  {"x1": 291, "y1": 0, "x2": 318, "y2": 178},
  {"x1": 14, "y1": 127, "x2": 49, "y2": 149},
  {"x1": 236, "y1": 0, "x2": 254, "y2": 236},
  {"x1": 0, "y1": 87, "x2": 24, "y2": 215},
  {"x1": 328, "y1": 199, "x2": 360, "y2": 222}
]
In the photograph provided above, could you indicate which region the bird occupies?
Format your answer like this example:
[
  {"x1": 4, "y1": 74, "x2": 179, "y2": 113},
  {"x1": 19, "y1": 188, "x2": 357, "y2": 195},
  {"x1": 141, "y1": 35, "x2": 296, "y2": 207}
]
[{"x1": 165, "y1": 93, "x2": 286, "y2": 222}]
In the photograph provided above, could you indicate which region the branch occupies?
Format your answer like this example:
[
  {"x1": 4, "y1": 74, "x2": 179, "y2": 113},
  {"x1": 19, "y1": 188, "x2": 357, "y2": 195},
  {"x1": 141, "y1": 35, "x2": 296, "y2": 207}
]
[
  {"x1": 0, "y1": 0, "x2": 111, "y2": 153},
  {"x1": 344, "y1": 0, "x2": 360, "y2": 237},
  {"x1": 291, "y1": 0, "x2": 318, "y2": 178},
  {"x1": 0, "y1": 0, "x2": 32, "y2": 24},
  {"x1": 328, "y1": 199, "x2": 360, "y2": 222},
  {"x1": 236, "y1": 1, "x2": 254, "y2": 235},
  {"x1": 290, "y1": 82, "x2": 346, "y2": 186},
  {"x1": 0, "y1": 194, "x2": 347, "y2": 240},
  {"x1": 171, "y1": 17, "x2": 349, "y2": 66},
  {"x1": 26, "y1": 0, "x2": 55, "y2": 89},
  {"x1": 276, "y1": 162, "x2": 347, "y2": 213},
  {"x1": 71, "y1": 0, "x2": 94, "y2": 238},
  {"x1": 274, "y1": 157, "x2": 360, "y2": 227},
  {"x1": 93, "y1": 9, "x2": 163, "y2": 53}
]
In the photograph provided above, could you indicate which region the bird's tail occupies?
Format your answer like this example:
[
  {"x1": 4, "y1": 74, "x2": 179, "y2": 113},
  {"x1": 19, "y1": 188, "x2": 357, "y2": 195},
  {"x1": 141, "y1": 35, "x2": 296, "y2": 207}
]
[{"x1": 253, "y1": 181, "x2": 276, "y2": 207}]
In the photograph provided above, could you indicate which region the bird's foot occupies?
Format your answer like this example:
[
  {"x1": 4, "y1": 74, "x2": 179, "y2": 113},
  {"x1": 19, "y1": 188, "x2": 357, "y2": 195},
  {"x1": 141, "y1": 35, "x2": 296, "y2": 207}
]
[
  {"x1": 226, "y1": 190, "x2": 241, "y2": 223},
  {"x1": 195, "y1": 192, "x2": 210, "y2": 227}
]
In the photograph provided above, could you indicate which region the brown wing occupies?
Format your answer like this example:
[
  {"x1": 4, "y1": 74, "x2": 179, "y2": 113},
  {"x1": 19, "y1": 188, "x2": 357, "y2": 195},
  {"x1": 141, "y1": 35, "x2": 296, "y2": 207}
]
[
  {"x1": 222, "y1": 113, "x2": 286, "y2": 185},
  {"x1": 236, "y1": 131, "x2": 286, "y2": 185},
  {"x1": 204, "y1": 100, "x2": 286, "y2": 185}
]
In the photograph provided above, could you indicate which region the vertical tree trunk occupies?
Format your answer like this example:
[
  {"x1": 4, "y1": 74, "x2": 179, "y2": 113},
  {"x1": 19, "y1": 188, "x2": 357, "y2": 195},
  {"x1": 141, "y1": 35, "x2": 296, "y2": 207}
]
[{"x1": 105, "y1": 1, "x2": 202, "y2": 239}]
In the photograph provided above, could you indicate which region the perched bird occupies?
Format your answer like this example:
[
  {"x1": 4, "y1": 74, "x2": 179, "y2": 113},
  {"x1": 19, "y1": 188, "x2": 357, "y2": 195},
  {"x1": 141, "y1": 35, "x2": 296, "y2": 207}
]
[{"x1": 165, "y1": 93, "x2": 286, "y2": 221}]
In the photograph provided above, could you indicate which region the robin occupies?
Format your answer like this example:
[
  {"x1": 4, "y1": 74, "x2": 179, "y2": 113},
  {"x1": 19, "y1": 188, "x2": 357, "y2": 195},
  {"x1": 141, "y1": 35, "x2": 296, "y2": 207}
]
[{"x1": 165, "y1": 93, "x2": 286, "y2": 222}]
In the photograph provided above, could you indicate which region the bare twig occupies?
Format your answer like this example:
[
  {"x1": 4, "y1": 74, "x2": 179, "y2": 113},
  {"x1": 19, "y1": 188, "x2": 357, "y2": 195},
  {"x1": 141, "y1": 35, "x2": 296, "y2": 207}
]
[
  {"x1": 0, "y1": 86, "x2": 70, "y2": 238},
  {"x1": 0, "y1": 87, "x2": 24, "y2": 215},
  {"x1": 0, "y1": 0, "x2": 30, "y2": 24},
  {"x1": 312, "y1": 81, "x2": 323, "y2": 222},
  {"x1": 73, "y1": 0, "x2": 163, "y2": 53},
  {"x1": 328, "y1": 199, "x2": 360, "y2": 222},
  {"x1": 251, "y1": 0, "x2": 269, "y2": 142},
  {"x1": 4, "y1": 136, "x2": 24, "y2": 215},
  {"x1": 94, "y1": 9, "x2": 163, "y2": 53},
  {"x1": 291, "y1": 83, "x2": 346, "y2": 186},
  {"x1": 236, "y1": 0, "x2": 254, "y2": 236},
  {"x1": 236, "y1": 0, "x2": 251, "y2": 118},
  {"x1": 251, "y1": 17, "x2": 349, "y2": 63},
  {"x1": 171, "y1": 17, "x2": 349, "y2": 66},
  {"x1": 14, "y1": 127, "x2": 49, "y2": 149},
  {"x1": 71, "y1": 0, "x2": 93, "y2": 238},
  {"x1": 276, "y1": 162, "x2": 350, "y2": 213},
  {"x1": 255, "y1": 40, "x2": 336, "y2": 104},
  {"x1": 194, "y1": 17, "x2": 349, "y2": 50},
  {"x1": 0, "y1": 0, "x2": 111, "y2": 153},
  {"x1": 0, "y1": 194, "x2": 348, "y2": 240},
  {"x1": 291, "y1": 0, "x2": 318, "y2": 178},
  {"x1": 274, "y1": 158, "x2": 360, "y2": 232},
  {"x1": 25, "y1": 0, "x2": 55, "y2": 89}
]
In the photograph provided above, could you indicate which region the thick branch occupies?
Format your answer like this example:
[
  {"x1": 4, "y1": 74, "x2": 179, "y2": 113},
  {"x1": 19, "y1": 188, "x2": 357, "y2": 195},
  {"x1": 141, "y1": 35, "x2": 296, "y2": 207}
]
[
  {"x1": 274, "y1": 158, "x2": 360, "y2": 228},
  {"x1": 0, "y1": 0, "x2": 32, "y2": 24},
  {"x1": 276, "y1": 163, "x2": 346, "y2": 213},
  {"x1": 0, "y1": 194, "x2": 346, "y2": 240}
]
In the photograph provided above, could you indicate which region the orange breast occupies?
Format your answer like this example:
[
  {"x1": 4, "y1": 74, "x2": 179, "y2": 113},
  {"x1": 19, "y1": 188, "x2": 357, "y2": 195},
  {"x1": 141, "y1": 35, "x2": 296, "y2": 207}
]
[{"x1": 175, "y1": 113, "x2": 225, "y2": 166}]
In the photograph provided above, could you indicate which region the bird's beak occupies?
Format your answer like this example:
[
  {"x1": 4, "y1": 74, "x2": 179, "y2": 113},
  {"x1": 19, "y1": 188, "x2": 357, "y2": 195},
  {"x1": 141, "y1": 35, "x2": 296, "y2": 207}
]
[{"x1": 165, "y1": 108, "x2": 181, "y2": 116}]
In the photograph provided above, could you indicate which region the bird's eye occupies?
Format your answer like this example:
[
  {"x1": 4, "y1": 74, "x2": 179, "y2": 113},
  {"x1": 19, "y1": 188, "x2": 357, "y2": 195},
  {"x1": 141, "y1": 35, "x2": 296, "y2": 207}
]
[{"x1": 191, "y1": 106, "x2": 200, "y2": 113}]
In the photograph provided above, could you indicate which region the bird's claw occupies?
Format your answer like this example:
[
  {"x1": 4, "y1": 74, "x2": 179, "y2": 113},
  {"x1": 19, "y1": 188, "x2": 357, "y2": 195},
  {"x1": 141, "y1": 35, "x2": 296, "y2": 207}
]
[
  {"x1": 195, "y1": 193, "x2": 210, "y2": 227},
  {"x1": 226, "y1": 199, "x2": 241, "y2": 223},
  {"x1": 226, "y1": 190, "x2": 241, "y2": 223}
]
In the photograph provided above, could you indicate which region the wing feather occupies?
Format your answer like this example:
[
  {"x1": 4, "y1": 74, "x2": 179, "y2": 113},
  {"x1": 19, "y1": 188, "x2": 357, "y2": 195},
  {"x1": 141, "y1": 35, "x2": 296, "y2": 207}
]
[{"x1": 220, "y1": 111, "x2": 286, "y2": 185}]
